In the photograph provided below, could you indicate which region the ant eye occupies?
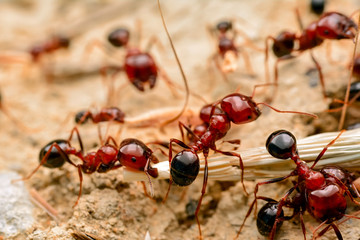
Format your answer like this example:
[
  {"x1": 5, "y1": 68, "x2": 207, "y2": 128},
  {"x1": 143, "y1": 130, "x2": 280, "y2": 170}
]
[
  {"x1": 324, "y1": 30, "x2": 329, "y2": 35},
  {"x1": 247, "y1": 115, "x2": 251, "y2": 119},
  {"x1": 131, "y1": 157, "x2": 136, "y2": 162},
  {"x1": 266, "y1": 130, "x2": 297, "y2": 159}
]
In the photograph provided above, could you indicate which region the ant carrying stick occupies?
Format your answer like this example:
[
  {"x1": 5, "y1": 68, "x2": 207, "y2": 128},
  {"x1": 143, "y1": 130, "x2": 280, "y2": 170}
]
[
  {"x1": 265, "y1": 10, "x2": 357, "y2": 99},
  {"x1": 208, "y1": 20, "x2": 262, "y2": 81},
  {"x1": 235, "y1": 130, "x2": 360, "y2": 240},
  {"x1": 157, "y1": 1, "x2": 317, "y2": 238},
  {"x1": 13, "y1": 127, "x2": 159, "y2": 207}
]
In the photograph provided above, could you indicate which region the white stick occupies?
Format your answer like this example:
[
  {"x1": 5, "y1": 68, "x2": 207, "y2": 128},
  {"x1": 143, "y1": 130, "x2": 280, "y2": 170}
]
[{"x1": 123, "y1": 128, "x2": 360, "y2": 181}]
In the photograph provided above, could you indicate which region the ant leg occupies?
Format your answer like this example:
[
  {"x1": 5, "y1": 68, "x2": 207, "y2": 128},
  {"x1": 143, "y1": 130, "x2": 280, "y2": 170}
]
[
  {"x1": 213, "y1": 148, "x2": 248, "y2": 196},
  {"x1": 104, "y1": 135, "x2": 118, "y2": 147},
  {"x1": 73, "y1": 166, "x2": 84, "y2": 208},
  {"x1": 158, "y1": 68, "x2": 181, "y2": 98},
  {"x1": 310, "y1": 130, "x2": 345, "y2": 169},
  {"x1": 68, "y1": 127, "x2": 84, "y2": 153},
  {"x1": 29, "y1": 188, "x2": 59, "y2": 222},
  {"x1": 178, "y1": 121, "x2": 200, "y2": 143},
  {"x1": 264, "y1": 36, "x2": 275, "y2": 84},
  {"x1": 237, "y1": 47, "x2": 255, "y2": 76},
  {"x1": 268, "y1": 186, "x2": 297, "y2": 240},
  {"x1": 13, "y1": 142, "x2": 70, "y2": 182},
  {"x1": 309, "y1": 50, "x2": 326, "y2": 99},
  {"x1": 234, "y1": 196, "x2": 276, "y2": 239},
  {"x1": 99, "y1": 65, "x2": 123, "y2": 105},
  {"x1": 194, "y1": 150, "x2": 209, "y2": 239}
]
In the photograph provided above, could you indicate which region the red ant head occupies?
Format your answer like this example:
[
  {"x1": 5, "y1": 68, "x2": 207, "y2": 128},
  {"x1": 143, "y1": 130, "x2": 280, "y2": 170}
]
[
  {"x1": 95, "y1": 145, "x2": 118, "y2": 173},
  {"x1": 39, "y1": 139, "x2": 68, "y2": 168},
  {"x1": 272, "y1": 31, "x2": 296, "y2": 58},
  {"x1": 266, "y1": 130, "x2": 297, "y2": 160},
  {"x1": 316, "y1": 12, "x2": 357, "y2": 40},
  {"x1": 220, "y1": 93, "x2": 261, "y2": 124},
  {"x1": 199, "y1": 104, "x2": 224, "y2": 124},
  {"x1": 108, "y1": 27, "x2": 130, "y2": 47},
  {"x1": 170, "y1": 150, "x2": 200, "y2": 186},
  {"x1": 216, "y1": 20, "x2": 232, "y2": 34},
  {"x1": 117, "y1": 138, "x2": 152, "y2": 171}
]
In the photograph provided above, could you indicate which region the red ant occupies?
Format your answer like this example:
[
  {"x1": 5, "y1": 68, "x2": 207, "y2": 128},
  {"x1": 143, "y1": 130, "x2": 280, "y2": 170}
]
[
  {"x1": 164, "y1": 91, "x2": 317, "y2": 238},
  {"x1": 235, "y1": 129, "x2": 360, "y2": 239},
  {"x1": 29, "y1": 35, "x2": 70, "y2": 63},
  {"x1": 265, "y1": 11, "x2": 357, "y2": 98},
  {"x1": 13, "y1": 127, "x2": 159, "y2": 207},
  {"x1": 208, "y1": 20, "x2": 262, "y2": 80},
  {"x1": 75, "y1": 107, "x2": 125, "y2": 125}
]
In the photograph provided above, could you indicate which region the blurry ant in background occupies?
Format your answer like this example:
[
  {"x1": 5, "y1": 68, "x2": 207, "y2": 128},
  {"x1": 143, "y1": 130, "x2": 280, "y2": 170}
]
[
  {"x1": 13, "y1": 126, "x2": 160, "y2": 207},
  {"x1": 265, "y1": 10, "x2": 357, "y2": 99},
  {"x1": 208, "y1": 19, "x2": 263, "y2": 81},
  {"x1": 89, "y1": 22, "x2": 182, "y2": 105},
  {"x1": 236, "y1": 130, "x2": 360, "y2": 240},
  {"x1": 310, "y1": 0, "x2": 326, "y2": 15}
]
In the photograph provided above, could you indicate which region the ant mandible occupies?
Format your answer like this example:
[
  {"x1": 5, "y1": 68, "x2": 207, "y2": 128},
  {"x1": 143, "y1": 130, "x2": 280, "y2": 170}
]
[
  {"x1": 13, "y1": 127, "x2": 159, "y2": 207},
  {"x1": 235, "y1": 129, "x2": 360, "y2": 240},
  {"x1": 265, "y1": 11, "x2": 357, "y2": 98}
]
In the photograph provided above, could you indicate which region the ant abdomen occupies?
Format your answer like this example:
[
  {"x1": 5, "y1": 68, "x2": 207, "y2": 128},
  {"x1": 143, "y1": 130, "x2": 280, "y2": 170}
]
[
  {"x1": 107, "y1": 28, "x2": 130, "y2": 47},
  {"x1": 124, "y1": 51, "x2": 158, "y2": 91},
  {"x1": 257, "y1": 201, "x2": 284, "y2": 236},
  {"x1": 39, "y1": 139, "x2": 69, "y2": 168},
  {"x1": 170, "y1": 150, "x2": 199, "y2": 186},
  {"x1": 75, "y1": 110, "x2": 90, "y2": 124},
  {"x1": 311, "y1": 0, "x2": 326, "y2": 15},
  {"x1": 272, "y1": 31, "x2": 296, "y2": 58},
  {"x1": 265, "y1": 130, "x2": 297, "y2": 159}
]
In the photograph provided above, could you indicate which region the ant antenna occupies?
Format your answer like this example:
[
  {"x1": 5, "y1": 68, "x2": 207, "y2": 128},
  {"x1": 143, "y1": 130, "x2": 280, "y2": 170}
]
[
  {"x1": 157, "y1": 0, "x2": 190, "y2": 126},
  {"x1": 338, "y1": 13, "x2": 360, "y2": 130},
  {"x1": 256, "y1": 102, "x2": 318, "y2": 119}
]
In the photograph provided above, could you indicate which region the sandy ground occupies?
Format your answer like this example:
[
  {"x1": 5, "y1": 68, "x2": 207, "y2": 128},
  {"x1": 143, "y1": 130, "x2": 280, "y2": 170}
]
[{"x1": 1, "y1": 0, "x2": 360, "y2": 239}]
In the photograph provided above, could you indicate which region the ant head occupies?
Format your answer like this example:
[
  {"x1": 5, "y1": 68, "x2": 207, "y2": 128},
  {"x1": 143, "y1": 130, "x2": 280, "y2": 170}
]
[
  {"x1": 199, "y1": 104, "x2": 224, "y2": 124},
  {"x1": 75, "y1": 110, "x2": 90, "y2": 124},
  {"x1": 316, "y1": 12, "x2": 357, "y2": 40},
  {"x1": 257, "y1": 201, "x2": 284, "y2": 236},
  {"x1": 171, "y1": 150, "x2": 199, "y2": 186},
  {"x1": 272, "y1": 31, "x2": 296, "y2": 58},
  {"x1": 108, "y1": 27, "x2": 130, "y2": 47},
  {"x1": 220, "y1": 93, "x2": 261, "y2": 124},
  {"x1": 39, "y1": 139, "x2": 68, "y2": 168},
  {"x1": 266, "y1": 130, "x2": 297, "y2": 159},
  {"x1": 117, "y1": 138, "x2": 152, "y2": 170},
  {"x1": 216, "y1": 20, "x2": 232, "y2": 34}
]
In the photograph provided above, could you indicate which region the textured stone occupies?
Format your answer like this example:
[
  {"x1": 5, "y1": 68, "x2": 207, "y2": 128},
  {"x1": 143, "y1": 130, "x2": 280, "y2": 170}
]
[{"x1": 0, "y1": 171, "x2": 34, "y2": 237}]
